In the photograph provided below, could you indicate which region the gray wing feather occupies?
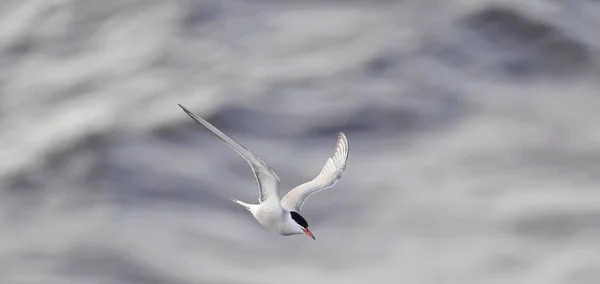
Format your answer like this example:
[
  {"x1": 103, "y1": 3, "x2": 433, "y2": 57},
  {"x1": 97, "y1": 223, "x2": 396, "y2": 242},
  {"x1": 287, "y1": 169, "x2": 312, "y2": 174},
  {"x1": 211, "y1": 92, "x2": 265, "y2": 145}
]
[
  {"x1": 280, "y1": 132, "x2": 349, "y2": 212},
  {"x1": 178, "y1": 104, "x2": 280, "y2": 203}
]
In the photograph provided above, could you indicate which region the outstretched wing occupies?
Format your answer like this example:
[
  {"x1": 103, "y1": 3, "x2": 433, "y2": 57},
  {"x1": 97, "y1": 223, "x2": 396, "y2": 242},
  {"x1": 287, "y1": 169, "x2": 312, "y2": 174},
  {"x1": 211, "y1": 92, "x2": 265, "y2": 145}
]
[
  {"x1": 280, "y1": 132, "x2": 349, "y2": 212},
  {"x1": 178, "y1": 104, "x2": 281, "y2": 203}
]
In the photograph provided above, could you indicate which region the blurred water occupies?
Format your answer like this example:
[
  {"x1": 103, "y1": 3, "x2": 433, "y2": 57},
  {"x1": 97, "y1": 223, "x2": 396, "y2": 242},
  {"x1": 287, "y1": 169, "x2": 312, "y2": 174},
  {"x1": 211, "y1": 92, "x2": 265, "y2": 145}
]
[{"x1": 1, "y1": 0, "x2": 600, "y2": 283}]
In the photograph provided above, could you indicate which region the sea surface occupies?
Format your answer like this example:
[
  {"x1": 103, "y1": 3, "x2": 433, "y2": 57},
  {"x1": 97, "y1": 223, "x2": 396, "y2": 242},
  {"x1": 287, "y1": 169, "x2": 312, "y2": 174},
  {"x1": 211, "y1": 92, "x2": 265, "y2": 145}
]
[{"x1": 1, "y1": 0, "x2": 600, "y2": 283}]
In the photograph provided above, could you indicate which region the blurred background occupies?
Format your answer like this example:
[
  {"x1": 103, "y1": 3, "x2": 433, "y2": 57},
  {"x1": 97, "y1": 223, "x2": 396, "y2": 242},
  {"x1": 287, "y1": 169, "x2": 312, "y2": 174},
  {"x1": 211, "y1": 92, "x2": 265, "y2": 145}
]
[{"x1": 1, "y1": 0, "x2": 600, "y2": 283}]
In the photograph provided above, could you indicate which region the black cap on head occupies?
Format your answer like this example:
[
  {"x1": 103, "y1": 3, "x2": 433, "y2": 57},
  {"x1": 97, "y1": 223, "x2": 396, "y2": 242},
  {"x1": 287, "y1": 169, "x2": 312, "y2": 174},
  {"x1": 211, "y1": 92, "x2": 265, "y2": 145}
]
[{"x1": 290, "y1": 211, "x2": 308, "y2": 228}]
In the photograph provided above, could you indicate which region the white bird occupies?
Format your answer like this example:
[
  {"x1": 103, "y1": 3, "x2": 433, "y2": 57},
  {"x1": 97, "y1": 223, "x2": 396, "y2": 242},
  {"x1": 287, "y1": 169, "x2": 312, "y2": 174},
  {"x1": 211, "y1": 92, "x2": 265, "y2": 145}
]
[{"x1": 178, "y1": 104, "x2": 349, "y2": 240}]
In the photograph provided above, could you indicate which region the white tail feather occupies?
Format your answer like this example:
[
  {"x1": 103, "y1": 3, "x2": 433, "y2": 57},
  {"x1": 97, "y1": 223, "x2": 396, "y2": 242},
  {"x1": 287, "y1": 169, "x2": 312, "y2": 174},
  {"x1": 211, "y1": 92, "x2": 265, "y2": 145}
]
[{"x1": 231, "y1": 199, "x2": 252, "y2": 210}]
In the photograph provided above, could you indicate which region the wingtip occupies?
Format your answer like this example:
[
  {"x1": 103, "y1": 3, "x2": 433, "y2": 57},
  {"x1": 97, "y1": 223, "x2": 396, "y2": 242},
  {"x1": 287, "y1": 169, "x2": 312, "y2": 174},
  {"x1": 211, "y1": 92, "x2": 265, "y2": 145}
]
[
  {"x1": 338, "y1": 132, "x2": 348, "y2": 146},
  {"x1": 178, "y1": 104, "x2": 194, "y2": 116},
  {"x1": 337, "y1": 132, "x2": 348, "y2": 160}
]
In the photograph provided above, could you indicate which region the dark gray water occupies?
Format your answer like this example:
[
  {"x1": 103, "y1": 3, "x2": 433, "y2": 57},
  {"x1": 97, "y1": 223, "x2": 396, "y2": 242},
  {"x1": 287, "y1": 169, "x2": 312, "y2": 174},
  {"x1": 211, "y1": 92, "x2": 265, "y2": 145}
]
[{"x1": 1, "y1": 0, "x2": 600, "y2": 283}]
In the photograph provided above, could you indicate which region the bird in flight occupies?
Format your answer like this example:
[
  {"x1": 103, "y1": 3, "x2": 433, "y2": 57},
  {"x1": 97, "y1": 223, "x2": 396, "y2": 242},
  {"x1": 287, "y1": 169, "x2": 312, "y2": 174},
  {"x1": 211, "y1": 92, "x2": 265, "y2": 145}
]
[{"x1": 178, "y1": 104, "x2": 349, "y2": 240}]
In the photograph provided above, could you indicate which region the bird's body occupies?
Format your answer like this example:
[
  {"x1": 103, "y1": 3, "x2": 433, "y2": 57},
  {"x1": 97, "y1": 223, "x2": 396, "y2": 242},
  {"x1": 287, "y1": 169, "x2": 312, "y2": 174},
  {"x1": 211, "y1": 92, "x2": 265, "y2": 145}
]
[
  {"x1": 178, "y1": 104, "x2": 349, "y2": 240},
  {"x1": 233, "y1": 198, "x2": 292, "y2": 235}
]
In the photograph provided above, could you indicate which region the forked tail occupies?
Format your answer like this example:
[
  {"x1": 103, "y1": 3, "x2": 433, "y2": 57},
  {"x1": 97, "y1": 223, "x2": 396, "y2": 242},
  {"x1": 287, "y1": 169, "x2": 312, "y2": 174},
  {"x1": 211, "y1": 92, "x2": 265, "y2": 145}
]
[{"x1": 231, "y1": 199, "x2": 252, "y2": 210}]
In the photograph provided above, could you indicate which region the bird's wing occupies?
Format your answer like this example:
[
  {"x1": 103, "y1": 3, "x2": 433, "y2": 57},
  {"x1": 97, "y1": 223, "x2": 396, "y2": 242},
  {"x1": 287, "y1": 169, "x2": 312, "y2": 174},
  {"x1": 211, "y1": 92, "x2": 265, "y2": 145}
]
[
  {"x1": 280, "y1": 132, "x2": 349, "y2": 212},
  {"x1": 178, "y1": 104, "x2": 281, "y2": 203}
]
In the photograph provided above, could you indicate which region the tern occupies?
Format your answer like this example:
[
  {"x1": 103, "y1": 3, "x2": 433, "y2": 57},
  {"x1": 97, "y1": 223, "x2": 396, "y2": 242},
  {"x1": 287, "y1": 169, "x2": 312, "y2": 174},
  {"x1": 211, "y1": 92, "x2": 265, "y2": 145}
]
[{"x1": 178, "y1": 104, "x2": 349, "y2": 240}]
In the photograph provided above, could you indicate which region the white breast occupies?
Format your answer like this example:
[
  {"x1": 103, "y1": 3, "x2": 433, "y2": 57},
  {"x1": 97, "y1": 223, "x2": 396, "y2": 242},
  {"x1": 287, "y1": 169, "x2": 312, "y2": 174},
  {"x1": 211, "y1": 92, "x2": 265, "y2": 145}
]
[{"x1": 251, "y1": 200, "x2": 286, "y2": 232}]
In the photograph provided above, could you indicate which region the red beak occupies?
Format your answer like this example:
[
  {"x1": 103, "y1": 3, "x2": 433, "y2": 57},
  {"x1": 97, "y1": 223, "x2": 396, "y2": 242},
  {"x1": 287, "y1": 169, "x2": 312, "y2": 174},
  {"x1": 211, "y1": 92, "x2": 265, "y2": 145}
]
[{"x1": 302, "y1": 228, "x2": 315, "y2": 240}]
